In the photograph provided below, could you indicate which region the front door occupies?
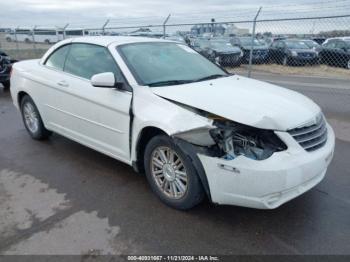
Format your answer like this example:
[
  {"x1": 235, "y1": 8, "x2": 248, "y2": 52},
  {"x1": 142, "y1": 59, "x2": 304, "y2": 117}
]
[{"x1": 43, "y1": 43, "x2": 132, "y2": 162}]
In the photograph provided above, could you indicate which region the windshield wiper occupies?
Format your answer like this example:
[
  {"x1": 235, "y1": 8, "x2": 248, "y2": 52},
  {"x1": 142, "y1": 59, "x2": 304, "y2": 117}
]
[
  {"x1": 147, "y1": 80, "x2": 194, "y2": 87},
  {"x1": 194, "y1": 74, "x2": 228, "y2": 82},
  {"x1": 147, "y1": 74, "x2": 229, "y2": 87}
]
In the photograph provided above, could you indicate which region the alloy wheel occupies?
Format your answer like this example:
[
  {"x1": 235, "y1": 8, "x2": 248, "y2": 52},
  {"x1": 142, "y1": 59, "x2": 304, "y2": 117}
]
[
  {"x1": 150, "y1": 146, "x2": 188, "y2": 199},
  {"x1": 23, "y1": 102, "x2": 39, "y2": 134}
]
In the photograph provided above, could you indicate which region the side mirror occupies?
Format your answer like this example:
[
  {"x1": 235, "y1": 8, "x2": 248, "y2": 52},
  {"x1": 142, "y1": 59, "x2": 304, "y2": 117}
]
[{"x1": 91, "y1": 72, "x2": 122, "y2": 88}]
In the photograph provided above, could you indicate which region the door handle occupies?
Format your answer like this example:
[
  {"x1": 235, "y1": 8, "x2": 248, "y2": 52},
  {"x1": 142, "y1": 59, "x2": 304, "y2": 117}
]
[{"x1": 57, "y1": 80, "x2": 69, "y2": 87}]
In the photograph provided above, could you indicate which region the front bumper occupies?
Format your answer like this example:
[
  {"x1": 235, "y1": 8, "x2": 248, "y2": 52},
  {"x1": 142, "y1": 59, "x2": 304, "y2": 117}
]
[
  {"x1": 217, "y1": 53, "x2": 241, "y2": 65},
  {"x1": 290, "y1": 56, "x2": 318, "y2": 65},
  {"x1": 198, "y1": 124, "x2": 335, "y2": 209}
]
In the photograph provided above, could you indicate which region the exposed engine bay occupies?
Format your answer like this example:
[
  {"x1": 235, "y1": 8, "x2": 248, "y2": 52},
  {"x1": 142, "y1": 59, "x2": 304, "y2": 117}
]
[{"x1": 168, "y1": 100, "x2": 287, "y2": 161}]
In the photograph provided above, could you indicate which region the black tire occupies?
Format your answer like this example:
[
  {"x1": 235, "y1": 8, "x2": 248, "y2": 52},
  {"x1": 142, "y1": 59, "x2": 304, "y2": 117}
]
[
  {"x1": 2, "y1": 80, "x2": 10, "y2": 90},
  {"x1": 144, "y1": 135, "x2": 204, "y2": 210},
  {"x1": 44, "y1": 39, "x2": 50, "y2": 44},
  {"x1": 20, "y1": 95, "x2": 52, "y2": 140},
  {"x1": 6, "y1": 37, "x2": 12, "y2": 42}
]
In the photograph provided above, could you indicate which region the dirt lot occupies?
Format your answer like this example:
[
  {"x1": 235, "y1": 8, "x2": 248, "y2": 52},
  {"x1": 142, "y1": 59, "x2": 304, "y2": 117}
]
[
  {"x1": 0, "y1": 33, "x2": 51, "y2": 60},
  {"x1": 234, "y1": 64, "x2": 350, "y2": 80}
]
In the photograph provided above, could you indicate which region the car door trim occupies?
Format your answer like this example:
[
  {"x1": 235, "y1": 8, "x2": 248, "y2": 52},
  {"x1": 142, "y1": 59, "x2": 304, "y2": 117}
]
[{"x1": 45, "y1": 104, "x2": 124, "y2": 134}]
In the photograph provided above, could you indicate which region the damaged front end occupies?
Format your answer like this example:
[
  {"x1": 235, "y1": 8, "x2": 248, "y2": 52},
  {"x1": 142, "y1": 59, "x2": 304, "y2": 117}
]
[
  {"x1": 174, "y1": 116, "x2": 287, "y2": 161},
  {"x1": 210, "y1": 120, "x2": 287, "y2": 160}
]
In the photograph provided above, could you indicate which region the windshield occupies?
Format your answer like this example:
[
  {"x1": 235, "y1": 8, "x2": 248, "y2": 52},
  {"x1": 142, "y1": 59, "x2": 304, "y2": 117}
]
[
  {"x1": 303, "y1": 40, "x2": 319, "y2": 48},
  {"x1": 118, "y1": 42, "x2": 227, "y2": 87},
  {"x1": 194, "y1": 39, "x2": 210, "y2": 48},
  {"x1": 239, "y1": 38, "x2": 264, "y2": 46},
  {"x1": 285, "y1": 41, "x2": 310, "y2": 49}
]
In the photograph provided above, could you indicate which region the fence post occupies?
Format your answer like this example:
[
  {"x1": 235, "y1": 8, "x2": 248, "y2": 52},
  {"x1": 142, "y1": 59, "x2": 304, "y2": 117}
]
[
  {"x1": 62, "y1": 24, "x2": 69, "y2": 40},
  {"x1": 14, "y1": 27, "x2": 20, "y2": 60},
  {"x1": 163, "y1": 14, "x2": 171, "y2": 39},
  {"x1": 32, "y1": 26, "x2": 37, "y2": 56},
  {"x1": 102, "y1": 19, "x2": 110, "y2": 35},
  {"x1": 248, "y1": 7, "x2": 262, "y2": 78}
]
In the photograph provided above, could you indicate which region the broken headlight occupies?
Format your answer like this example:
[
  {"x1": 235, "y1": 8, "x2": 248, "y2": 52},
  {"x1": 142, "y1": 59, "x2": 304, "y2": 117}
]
[{"x1": 209, "y1": 120, "x2": 287, "y2": 160}]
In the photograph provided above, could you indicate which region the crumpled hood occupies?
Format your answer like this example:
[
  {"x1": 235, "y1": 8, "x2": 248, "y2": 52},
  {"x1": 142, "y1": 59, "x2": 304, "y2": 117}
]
[{"x1": 151, "y1": 75, "x2": 320, "y2": 131}]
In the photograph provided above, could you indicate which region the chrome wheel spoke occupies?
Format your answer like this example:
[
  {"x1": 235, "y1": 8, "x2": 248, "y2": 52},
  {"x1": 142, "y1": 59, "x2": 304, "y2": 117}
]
[
  {"x1": 174, "y1": 179, "x2": 186, "y2": 194},
  {"x1": 175, "y1": 170, "x2": 187, "y2": 181},
  {"x1": 170, "y1": 182, "x2": 177, "y2": 197},
  {"x1": 152, "y1": 158, "x2": 163, "y2": 169},
  {"x1": 158, "y1": 149, "x2": 168, "y2": 164}
]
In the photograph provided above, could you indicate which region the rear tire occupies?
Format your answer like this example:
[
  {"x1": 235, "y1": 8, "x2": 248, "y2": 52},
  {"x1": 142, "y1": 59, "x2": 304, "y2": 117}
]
[
  {"x1": 144, "y1": 135, "x2": 204, "y2": 210},
  {"x1": 20, "y1": 95, "x2": 52, "y2": 140},
  {"x1": 2, "y1": 80, "x2": 10, "y2": 90}
]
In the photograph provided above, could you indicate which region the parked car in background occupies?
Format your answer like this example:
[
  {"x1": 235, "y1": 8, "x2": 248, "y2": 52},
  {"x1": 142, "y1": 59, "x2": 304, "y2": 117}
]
[
  {"x1": 192, "y1": 38, "x2": 242, "y2": 66},
  {"x1": 230, "y1": 36, "x2": 269, "y2": 63},
  {"x1": 301, "y1": 40, "x2": 321, "y2": 51},
  {"x1": 312, "y1": 37, "x2": 327, "y2": 45},
  {"x1": 319, "y1": 39, "x2": 350, "y2": 69},
  {"x1": 165, "y1": 35, "x2": 187, "y2": 44},
  {"x1": 264, "y1": 36, "x2": 288, "y2": 46},
  {"x1": 0, "y1": 50, "x2": 17, "y2": 89},
  {"x1": 10, "y1": 36, "x2": 335, "y2": 210},
  {"x1": 269, "y1": 39, "x2": 319, "y2": 66},
  {"x1": 322, "y1": 36, "x2": 350, "y2": 45}
]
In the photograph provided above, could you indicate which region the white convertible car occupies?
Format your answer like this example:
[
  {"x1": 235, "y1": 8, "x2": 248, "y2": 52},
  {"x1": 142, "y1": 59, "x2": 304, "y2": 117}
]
[{"x1": 10, "y1": 37, "x2": 335, "y2": 210}]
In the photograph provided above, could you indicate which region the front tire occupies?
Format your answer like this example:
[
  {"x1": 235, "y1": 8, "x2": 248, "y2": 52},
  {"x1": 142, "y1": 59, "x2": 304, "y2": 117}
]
[
  {"x1": 144, "y1": 135, "x2": 204, "y2": 210},
  {"x1": 20, "y1": 95, "x2": 52, "y2": 140}
]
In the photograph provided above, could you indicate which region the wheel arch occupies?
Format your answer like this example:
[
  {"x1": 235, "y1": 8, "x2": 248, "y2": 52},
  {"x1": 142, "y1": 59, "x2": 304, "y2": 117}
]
[
  {"x1": 133, "y1": 125, "x2": 212, "y2": 202},
  {"x1": 17, "y1": 91, "x2": 30, "y2": 107},
  {"x1": 133, "y1": 126, "x2": 168, "y2": 174}
]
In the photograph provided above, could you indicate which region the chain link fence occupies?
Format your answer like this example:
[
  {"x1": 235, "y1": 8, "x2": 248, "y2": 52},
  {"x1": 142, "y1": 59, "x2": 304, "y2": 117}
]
[{"x1": 1, "y1": 14, "x2": 350, "y2": 81}]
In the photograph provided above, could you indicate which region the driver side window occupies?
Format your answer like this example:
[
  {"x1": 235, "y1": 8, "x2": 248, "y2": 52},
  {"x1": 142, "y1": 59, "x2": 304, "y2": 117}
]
[{"x1": 64, "y1": 43, "x2": 123, "y2": 81}]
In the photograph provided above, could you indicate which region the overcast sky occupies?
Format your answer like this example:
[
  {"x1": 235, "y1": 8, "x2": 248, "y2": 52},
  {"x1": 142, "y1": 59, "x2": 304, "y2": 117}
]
[{"x1": 1, "y1": 0, "x2": 350, "y2": 28}]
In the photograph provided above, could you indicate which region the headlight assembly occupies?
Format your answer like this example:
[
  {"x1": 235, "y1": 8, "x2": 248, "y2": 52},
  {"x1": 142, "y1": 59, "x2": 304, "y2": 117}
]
[
  {"x1": 291, "y1": 51, "x2": 298, "y2": 57},
  {"x1": 209, "y1": 120, "x2": 287, "y2": 160}
]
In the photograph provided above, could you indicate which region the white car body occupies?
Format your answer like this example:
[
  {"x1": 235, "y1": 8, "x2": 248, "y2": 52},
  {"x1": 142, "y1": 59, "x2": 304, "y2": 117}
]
[{"x1": 10, "y1": 36, "x2": 335, "y2": 209}]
